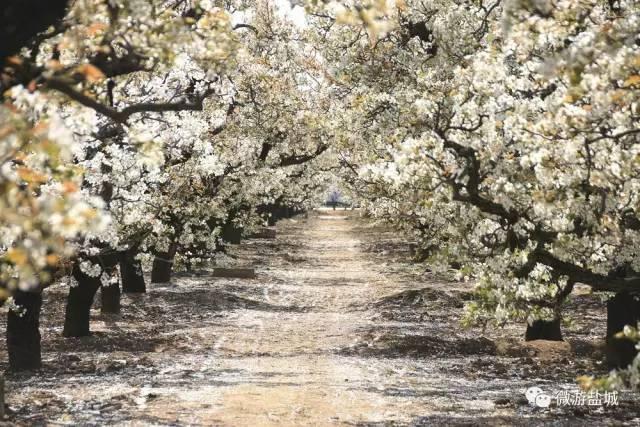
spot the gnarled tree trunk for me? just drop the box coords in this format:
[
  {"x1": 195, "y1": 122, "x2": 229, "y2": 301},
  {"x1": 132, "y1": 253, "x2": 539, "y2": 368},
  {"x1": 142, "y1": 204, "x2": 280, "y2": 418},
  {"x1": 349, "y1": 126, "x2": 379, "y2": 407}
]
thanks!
[
  {"x1": 63, "y1": 263, "x2": 101, "y2": 337},
  {"x1": 120, "y1": 250, "x2": 146, "y2": 293},
  {"x1": 525, "y1": 318, "x2": 563, "y2": 341},
  {"x1": 606, "y1": 292, "x2": 640, "y2": 369},
  {"x1": 7, "y1": 290, "x2": 43, "y2": 371}
]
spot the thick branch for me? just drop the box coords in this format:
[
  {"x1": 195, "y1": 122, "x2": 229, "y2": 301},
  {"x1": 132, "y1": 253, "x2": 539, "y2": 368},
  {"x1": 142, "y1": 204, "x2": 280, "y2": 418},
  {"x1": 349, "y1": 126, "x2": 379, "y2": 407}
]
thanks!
[
  {"x1": 258, "y1": 143, "x2": 272, "y2": 162},
  {"x1": 278, "y1": 144, "x2": 329, "y2": 167},
  {"x1": 46, "y1": 78, "x2": 215, "y2": 124},
  {"x1": 534, "y1": 250, "x2": 640, "y2": 293},
  {"x1": 233, "y1": 23, "x2": 258, "y2": 34}
]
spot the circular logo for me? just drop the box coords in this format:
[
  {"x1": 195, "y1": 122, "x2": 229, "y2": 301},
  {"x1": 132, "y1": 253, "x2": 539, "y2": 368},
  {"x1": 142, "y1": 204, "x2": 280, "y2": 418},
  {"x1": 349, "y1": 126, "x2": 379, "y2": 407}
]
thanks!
[
  {"x1": 535, "y1": 393, "x2": 552, "y2": 408},
  {"x1": 525, "y1": 387, "x2": 551, "y2": 408}
]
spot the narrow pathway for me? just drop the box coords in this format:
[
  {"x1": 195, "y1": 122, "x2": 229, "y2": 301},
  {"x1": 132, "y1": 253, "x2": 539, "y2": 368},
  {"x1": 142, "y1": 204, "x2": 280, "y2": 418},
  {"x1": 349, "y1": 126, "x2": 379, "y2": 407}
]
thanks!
[{"x1": 196, "y1": 210, "x2": 416, "y2": 425}]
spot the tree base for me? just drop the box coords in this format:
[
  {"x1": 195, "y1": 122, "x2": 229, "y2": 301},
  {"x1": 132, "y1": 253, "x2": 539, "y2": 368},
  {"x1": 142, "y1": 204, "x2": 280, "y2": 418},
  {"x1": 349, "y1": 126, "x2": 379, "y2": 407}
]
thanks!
[
  {"x1": 101, "y1": 283, "x2": 121, "y2": 314},
  {"x1": 7, "y1": 291, "x2": 42, "y2": 371},
  {"x1": 221, "y1": 224, "x2": 243, "y2": 244},
  {"x1": 63, "y1": 264, "x2": 101, "y2": 337},
  {"x1": 525, "y1": 319, "x2": 563, "y2": 341},
  {"x1": 151, "y1": 252, "x2": 174, "y2": 283},
  {"x1": 606, "y1": 292, "x2": 640, "y2": 369},
  {"x1": 120, "y1": 252, "x2": 146, "y2": 293}
]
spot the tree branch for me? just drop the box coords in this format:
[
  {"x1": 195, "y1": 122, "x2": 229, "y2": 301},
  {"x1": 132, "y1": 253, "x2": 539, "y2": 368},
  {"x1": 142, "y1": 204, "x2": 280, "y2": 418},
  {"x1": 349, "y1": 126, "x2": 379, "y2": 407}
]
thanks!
[
  {"x1": 278, "y1": 144, "x2": 329, "y2": 167},
  {"x1": 45, "y1": 78, "x2": 215, "y2": 124},
  {"x1": 232, "y1": 23, "x2": 258, "y2": 34},
  {"x1": 534, "y1": 250, "x2": 640, "y2": 293}
]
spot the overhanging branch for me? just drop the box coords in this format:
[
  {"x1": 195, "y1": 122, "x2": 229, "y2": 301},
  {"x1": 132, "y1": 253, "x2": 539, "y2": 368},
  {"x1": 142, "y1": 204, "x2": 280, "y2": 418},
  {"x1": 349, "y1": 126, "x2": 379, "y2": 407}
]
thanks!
[
  {"x1": 534, "y1": 250, "x2": 640, "y2": 293},
  {"x1": 45, "y1": 78, "x2": 216, "y2": 124},
  {"x1": 278, "y1": 144, "x2": 329, "y2": 167}
]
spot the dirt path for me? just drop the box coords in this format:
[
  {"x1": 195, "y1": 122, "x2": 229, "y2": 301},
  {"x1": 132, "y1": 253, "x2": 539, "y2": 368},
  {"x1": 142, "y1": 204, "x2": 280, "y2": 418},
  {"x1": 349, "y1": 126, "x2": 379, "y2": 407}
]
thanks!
[
  {"x1": 145, "y1": 210, "x2": 437, "y2": 426},
  {"x1": 2, "y1": 209, "x2": 640, "y2": 425}
]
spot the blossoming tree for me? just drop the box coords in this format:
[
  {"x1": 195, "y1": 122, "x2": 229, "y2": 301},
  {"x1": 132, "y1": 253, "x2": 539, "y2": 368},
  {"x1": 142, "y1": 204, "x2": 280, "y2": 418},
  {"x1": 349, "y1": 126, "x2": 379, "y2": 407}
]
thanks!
[
  {"x1": 1, "y1": 0, "x2": 331, "y2": 370},
  {"x1": 313, "y1": 0, "x2": 640, "y2": 386}
]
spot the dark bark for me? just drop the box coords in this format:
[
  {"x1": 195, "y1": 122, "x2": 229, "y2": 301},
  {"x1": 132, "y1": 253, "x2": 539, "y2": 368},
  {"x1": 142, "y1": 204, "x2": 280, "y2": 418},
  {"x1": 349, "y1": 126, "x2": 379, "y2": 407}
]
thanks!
[
  {"x1": 151, "y1": 244, "x2": 177, "y2": 283},
  {"x1": 257, "y1": 203, "x2": 280, "y2": 225},
  {"x1": 606, "y1": 292, "x2": 640, "y2": 369},
  {"x1": 62, "y1": 264, "x2": 100, "y2": 337},
  {"x1": 404, "y1": 21, "x2": 437, "y2": 55},
  {"x1": 120, "y1": 251, "x2": 146, "y2": 293},
  {"x1": 100, "y1": 281, "x2": 121, "y2": 314},
  {"x1": 7, "y1": 290, "x2": 42, "y2": 371},
  {"x1": 0, "y1": 0, "x2": 68, "y2": 64},
  {"x1": 258, "y1": 142, "x2": 272, "y2": 161},
  {"x1": 525, "y1": 318, "x2": 563, "y2": 341},
  {"x1": 278, "y1": 144, "x2": 328, "y2": 166},
  {"x1": 45, "y1": 78, "x2": 217, "y2": 125},
  {"x1": 265, "y1": 204, "x2": 285, "y2": 225},
  {"x1": 221, "y1": 223, "x2": 243, "y2": 244}
]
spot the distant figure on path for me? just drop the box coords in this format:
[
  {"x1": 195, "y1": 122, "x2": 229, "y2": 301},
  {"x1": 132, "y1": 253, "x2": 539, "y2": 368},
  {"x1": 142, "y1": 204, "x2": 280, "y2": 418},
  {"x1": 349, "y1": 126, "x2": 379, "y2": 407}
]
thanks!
[{"x1": 327, "y1": 189, "x2": 341, "y2": 210}]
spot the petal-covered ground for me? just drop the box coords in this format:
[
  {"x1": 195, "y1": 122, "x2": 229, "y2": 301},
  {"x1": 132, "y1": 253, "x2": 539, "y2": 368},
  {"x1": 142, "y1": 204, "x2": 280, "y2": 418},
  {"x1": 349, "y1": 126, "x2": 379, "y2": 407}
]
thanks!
[{"x1": 1, "y1": 209, "x2": 639, "y2": 425}]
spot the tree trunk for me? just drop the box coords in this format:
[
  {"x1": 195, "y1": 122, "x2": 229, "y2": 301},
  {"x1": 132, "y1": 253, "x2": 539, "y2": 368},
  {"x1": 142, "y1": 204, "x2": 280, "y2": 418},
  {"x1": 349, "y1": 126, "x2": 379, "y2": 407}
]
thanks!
[
  {"x1": 276, "y1": 205, "x2": 285, "y2": 220},
  {"x1": 606, "y1": 292, "x2": 640, "y2": 369},
  {"x1": 151, "y1": 244, "x2": 177, "y2": 283},
  {"x1": 101, "y1": 282, "x2": 121, "y2": 314},
  {"x1": 63, "y1": 264, "x2": 101, "y2": 337},
  {"x1": 7, "y1": 290, "x2": 42, "y2": 371},
  {"x1": 151, "y1": 255, "x2": 172, "y2": 283},
  {"x1": 120, "y1": 251, "x2": 146, "y2": 293},
  {"x1": 0, "y1": 374, "x2": 4, "y2": 418},
  {"x1": 525, "y1": 318, "x2": 563, "y2": 341},
  {"x1": 221, "y1": 223, "x2": 243, "y2": 244}
]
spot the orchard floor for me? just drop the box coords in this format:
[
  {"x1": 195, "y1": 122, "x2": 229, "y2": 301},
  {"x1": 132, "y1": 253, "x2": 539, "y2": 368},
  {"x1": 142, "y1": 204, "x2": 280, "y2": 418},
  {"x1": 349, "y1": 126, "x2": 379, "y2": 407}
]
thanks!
[{"x1": 1, "y1": 209, "x2": 640, "y2": 426}]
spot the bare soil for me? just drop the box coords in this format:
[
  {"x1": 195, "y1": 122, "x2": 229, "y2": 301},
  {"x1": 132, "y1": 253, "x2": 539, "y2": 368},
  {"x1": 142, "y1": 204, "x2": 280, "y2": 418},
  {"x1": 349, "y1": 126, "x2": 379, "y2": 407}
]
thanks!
[{"x1": 1, "y1": 209, "x2": 639, "y2": 426}]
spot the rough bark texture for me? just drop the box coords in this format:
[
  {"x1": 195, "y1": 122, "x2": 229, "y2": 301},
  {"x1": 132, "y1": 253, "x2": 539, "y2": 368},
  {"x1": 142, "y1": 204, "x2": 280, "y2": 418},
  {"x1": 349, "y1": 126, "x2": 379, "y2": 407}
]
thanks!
[
  {"x1": 121, "y1": 251, "x2": 146, "y2": 293},
  {"x1": 63, "y1": 264, "x2": 101, "y2": 337},
  {"x1": 7, "y1": 290, "x2": 43, "y2": 371},
  {"x1": 606, "y1": 292, "x2": 640, "y2": 369},
  {"x1": 0, "y1": 374, "x2": 4, "y2": 418},
  {"x1": 525, "y1": 319, "x2": 563, "y2": 341}
]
